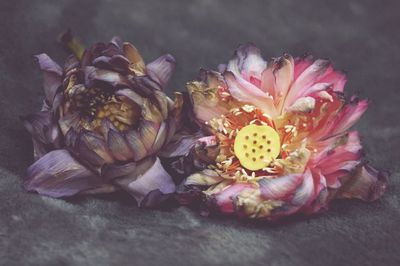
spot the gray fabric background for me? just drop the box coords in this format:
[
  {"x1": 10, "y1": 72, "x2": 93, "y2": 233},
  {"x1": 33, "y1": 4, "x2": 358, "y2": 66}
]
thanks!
[{"x1": 1, "y1": 0, "x2": 399, "y2": 265}]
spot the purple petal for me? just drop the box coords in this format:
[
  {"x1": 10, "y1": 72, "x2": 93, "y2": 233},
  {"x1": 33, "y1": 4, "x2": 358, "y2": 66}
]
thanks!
[
  {"x1": 151, "y1": 122, "x2": 168, "y2": 153},
  {"x1": 114, "y1": 157, "x2": 175, "y2": 207},
  {"x1": 140, "y1": 189, "x2": 175, "y2": 208},
  {"x1": 22, "y1": 111, "x2": 61, "y2": 148},
  {"x1": 34, "y1": 54, "x2": 62, "y2": 104},
  {"x1": 84, "y1": 66, "x2": 128, "y2": 87},
  {"x1": 116, "y1": 88, "x2": 145, "y2": 106},
  {"x1": 125, "y1": 129, "x2": 148, "y2": 161},
  {"x1": 24, "y1": 150, "x2": 103, "y2": 198},
  {"x1": 107, "y1": 129, "x2": 134, "y2": 161},
  {"x1": 101, "y1": 162, "x2": 137, "y2": 180},
  {"x1": 58, "y1": 112, "x2": 80, "y2": 136},
  {"x1": 159, "y1": 132, "x2": 204, "y2": 158},
  {"x1": 77, "y1": 130, "x2": 114, "y2": 166},
  {"x1": 138, "y1": 121, "x2": 159, "y2": 151},
  {"x1": 92, "y1": 55, "x2": 130, "y2": 73},
  {"x1": 146, "y1": 54, "x2": 176, "y2": 89}
]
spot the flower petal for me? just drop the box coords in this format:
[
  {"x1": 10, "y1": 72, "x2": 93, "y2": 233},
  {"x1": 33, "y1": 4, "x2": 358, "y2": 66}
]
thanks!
[
  {"x1": 107, "y1": 129, "x2": 134, "y2": 161},
  {"x1": 258, "y1": 174, "x2": 303, "y2": 200},
  {"x1": 330, "y1": 98, "x2": 368, "y2": 136},
  {"x1": 114, "y1": 157, "x2": 175, "y2": 207},
  {"x1": 224, "y1": 71, "x2": 277, "y2": 117},
  {"x1": 125, "y1": 129, "x2": 148, "y2": 161},
  {"x1": 146, "y1": 54, "x2": 176, "y2": 89},
  {"x1": 101, "y1": 162, "x2": 137, "y2": 180},
  {"x1": 34, "y1": 54, "x2": 62, "y2": 104},
  {"x1": 335, "y1": 164, "x2": 388, "y2": 201},
  {"x1": 213, "y1": 183, "x2": 255, "y2": 213},
  {"x1": 78, "y1": 130, "x2": 114, "y2": 166},
  {"x1": 227, "y1": 43, "x2": 267, "y2": 80},
  {"x1": 185, "y1": 169, "x2": 223, "y2": 186},
  {"x1": 284, "y1": 59, "x2": 331, "y2": 108},
  {"x1": 24, "y1": 149, "x2": 102, "y2": 198}
]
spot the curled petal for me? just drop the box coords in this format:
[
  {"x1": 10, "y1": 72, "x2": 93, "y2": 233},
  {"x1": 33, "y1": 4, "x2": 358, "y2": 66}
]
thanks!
[
  {"x1": 336, "y1": 164, "x2": 388, "y2": 201},
  {"x1": 213, "y1": 183, "x2": 255, "y2": 213},
  {"x1": 122, "y1": 42, "x2": 145, "y2": 73},
  {"x1": 185, "y1": 169, "x2": 223, "y2": 186},
  {"x1": 114, "y1": 157, "x2": 175, "y2": 207},
  {"x1": 116, "y1": 88, "x2": 145, "y2": 106},
  {"x1": 146, "y1": 54, "x2": 176, "y2": 89},
  {"x1": 186, "y1": 77, "x2": 230, "y2": 123},
  {"x1": 92, "y1": 55, "x2": 130, "y2": 73},
  {"x1": 34, "y1": 53, "x2": 62, "y2": 104},
  {"x1": 24, "y1": 150, "x2": 102, "y2": 198},
  {"x1": 84, "y1": 66, "x2": 128, "y2": 87},
  {"x1": 227, "y1": 43, "x2": 267, "y2": 80},
  {"x1": 291, "y1": 169, "x2": 315, "y2": 206}
]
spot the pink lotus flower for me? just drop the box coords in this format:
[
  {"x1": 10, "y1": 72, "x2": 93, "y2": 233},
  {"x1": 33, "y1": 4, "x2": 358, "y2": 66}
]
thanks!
[{"x1": 167, "y1": 44, "x2": 388, "y2": 219}]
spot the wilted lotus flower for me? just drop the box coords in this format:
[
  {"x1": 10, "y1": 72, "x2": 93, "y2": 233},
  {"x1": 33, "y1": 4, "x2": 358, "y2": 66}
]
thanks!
[
  {"x1": 22, "y1": 33, "x2": 182, "y2": 207},
  {"x1": 166, "y1": 44, "x2": 388, "y2": 219}
]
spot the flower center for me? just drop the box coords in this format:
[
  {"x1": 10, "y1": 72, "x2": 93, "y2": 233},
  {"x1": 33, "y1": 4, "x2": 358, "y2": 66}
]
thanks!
[{"x1": 233, "y1": 124, "x2": 281, "y2": 171}]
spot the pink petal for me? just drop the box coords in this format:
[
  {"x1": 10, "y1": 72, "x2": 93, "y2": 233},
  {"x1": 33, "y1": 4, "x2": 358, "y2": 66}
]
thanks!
[
  {"x1": 284, "y1": 59, "x2": 331, "y2": 108},
  {"x1": 224, "y1": 71, "x2": 277, "y2": 117},
  {"x1": 258, "y1": 174, "x2": 303, "y2": 200},
  {"x1": 214, "y1": 183, "x2": 255, "y2": 213},
  {"x1": 330, "y1": 99, "x2": 368, "y2": 136},
  {"x1": 227, "y1": 43, "x2": 267, "y2": 80}
]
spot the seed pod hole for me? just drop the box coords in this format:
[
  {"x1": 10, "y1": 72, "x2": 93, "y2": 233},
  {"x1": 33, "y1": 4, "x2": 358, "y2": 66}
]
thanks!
[
  {"x1": 267, "y1": 140, "x2": 271, "y2": 144},
  {"x1": 253, "y1": 140, "x2": 257, "y2": 144},
  {"x1": 267, "y1": 148, "x2": 271, "y2": 152},
  {"x1": 252, "y1": 157, "x2": 256, "y2": 162},
  {"x1": 243, "y1": 144, "x2": 247, "y2": 149},
  {"x1": 252, "y1": 148, "x2": 256, "y2": 153},
  {"x1": 259, "y1": 145, "x2": 263, "y2": 149}
]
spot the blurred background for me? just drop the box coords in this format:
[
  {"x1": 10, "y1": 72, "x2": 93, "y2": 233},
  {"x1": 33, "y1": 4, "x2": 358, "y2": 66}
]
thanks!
[{"x1": 0, "y1": 0, "x2": 399, "y2": 265}]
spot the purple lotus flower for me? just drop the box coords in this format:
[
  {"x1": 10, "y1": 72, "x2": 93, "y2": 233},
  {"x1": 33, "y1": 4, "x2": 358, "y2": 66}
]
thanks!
[{"x1": 22, "y1": 34, "x2": 182, "y2": 207}]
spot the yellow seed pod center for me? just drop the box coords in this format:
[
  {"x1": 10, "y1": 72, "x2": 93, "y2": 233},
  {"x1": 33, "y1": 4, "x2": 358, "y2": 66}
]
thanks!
[{"x1": 233, "y1": 124, "x2": 281, "y2": 171}]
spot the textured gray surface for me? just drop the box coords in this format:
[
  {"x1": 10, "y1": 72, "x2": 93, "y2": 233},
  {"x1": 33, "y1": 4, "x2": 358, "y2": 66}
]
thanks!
[{"x1": 1, "y1": 0, "x2": 399, "y2": 265}]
